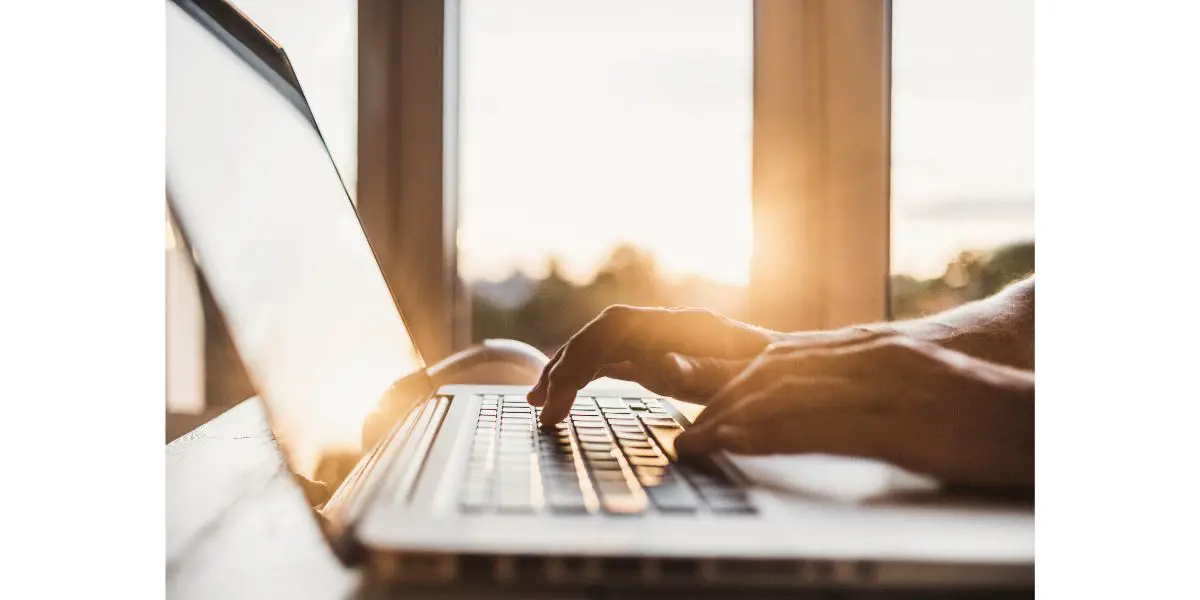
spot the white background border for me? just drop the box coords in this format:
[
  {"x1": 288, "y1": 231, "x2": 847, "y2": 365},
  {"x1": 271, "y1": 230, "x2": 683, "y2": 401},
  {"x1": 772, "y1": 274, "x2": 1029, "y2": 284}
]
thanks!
[
  {"x1": 1, "y1": 1, "x2": 164, "y2": 596},
  {"x1": 2, "y1": 0, "x2": 1199, "y2": 596}
]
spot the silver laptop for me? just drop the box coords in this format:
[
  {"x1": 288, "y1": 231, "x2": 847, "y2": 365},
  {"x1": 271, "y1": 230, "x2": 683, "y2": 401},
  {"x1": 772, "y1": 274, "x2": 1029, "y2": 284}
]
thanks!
[{"x1": 166, "y1": 0, "x2": 1033, "y2": 594}]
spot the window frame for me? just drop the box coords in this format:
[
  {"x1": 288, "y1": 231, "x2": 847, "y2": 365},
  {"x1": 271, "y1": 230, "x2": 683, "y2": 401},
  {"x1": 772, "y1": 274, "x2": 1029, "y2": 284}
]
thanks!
[
  {"x1": 357, "y1": 0, "x2": 463, "y2": 361},
  {"x1": 749, "y1": 0, "x2": 892, "y2": 332}
]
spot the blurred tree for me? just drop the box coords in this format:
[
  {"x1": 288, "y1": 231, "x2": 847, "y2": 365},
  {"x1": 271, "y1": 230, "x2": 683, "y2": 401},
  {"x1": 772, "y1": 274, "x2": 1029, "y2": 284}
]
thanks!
[
  {"x1": 975, "y1": 241, "x2": 1035, "y2": 298},
  {"x1": 588, "y1": 243, "x2": 665, "y2": 313},
  {"x1": 471, "y1": 240, "x2": 1034, "y2": 352},
  {"x1": 470, "y1": 291, "x2": 514, "y2": 341},
  {"x1": 513, "y1": 258, "x2": 588, "y2": 352}
]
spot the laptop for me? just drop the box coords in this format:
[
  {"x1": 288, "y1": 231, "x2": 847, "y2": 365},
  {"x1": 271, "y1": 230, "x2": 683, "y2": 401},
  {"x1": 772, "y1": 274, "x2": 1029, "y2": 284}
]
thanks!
[{"x1": 165, "y1": 0, "x2": 1033, "y2": 594}]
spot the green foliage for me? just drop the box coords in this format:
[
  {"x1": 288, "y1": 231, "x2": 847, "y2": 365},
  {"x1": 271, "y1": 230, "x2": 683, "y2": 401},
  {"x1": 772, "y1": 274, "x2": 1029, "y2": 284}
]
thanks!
[{"x1": 890, "y1": 240, "x2": 1034, "y2": 319}]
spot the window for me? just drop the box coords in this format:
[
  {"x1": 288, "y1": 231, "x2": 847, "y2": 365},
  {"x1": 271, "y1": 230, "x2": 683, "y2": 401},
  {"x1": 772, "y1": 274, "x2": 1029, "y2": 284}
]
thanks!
[
  {"x1": 890, "y1": 0, "x2": 1034, "y2": 319},
  {"x1": 458, "y1": 0, "x2": 754, "y2": 354}
]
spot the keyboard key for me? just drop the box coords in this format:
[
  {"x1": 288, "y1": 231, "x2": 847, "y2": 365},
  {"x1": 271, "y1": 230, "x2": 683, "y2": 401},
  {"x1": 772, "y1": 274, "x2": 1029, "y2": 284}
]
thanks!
[
  {"x1": 597, "y1": 398, "x2": 626, "y2": 409},
  {"x1": 498, "y1": 496, "x2": 535, "y2": 513},
  {"x1": 595, "y1": 478, "x2": 632, "y2": 494},
  {"x1": 547, "y1": 450, "x2": 573, "y2": 461},
  {"x1": 645, "y1": 424, "x2": 684, "y2": 461},
  {"x1": 639, "y1": 416, "x2": 679, "y2": 427},
  {"x1": 618, "y1": 440, "x2": 653, "y2": 450},
  {"x1": 591, "y1": 469, "x2": 626, "y2": 482},
  {"x1": 540, "y1": 456, "x2": 574, "y2": 468},
  {"x1": 613, "y1": 430, "x2": 648, "y2": 442},
  {"x1": 579, "y1": 441, "x2": 614, "y2": 452},
  {"x1": 546, "y1": 490, "x2": 588, "y2": 513},
  {"x1": 460, "y1": 496, "x2": 491, "y2": 512},
  {"x1": 599, "y1": 492, "x2": 647, "y2": 515},
  {"x1": 634, "y1": 465, "x2": 667, "y2": 478},
  {"x1": 622, "y1": 447, "x2": 662, "y2": 459},
  {"x1": 637, "y1": 473, "x2": 666, "y2": 487},
  {"x1": 646, "y1": 484, "x2": 700, "y2": 513},
  {"x1": 571, "y1": 415, "x2": 604, "y2": 424},
  {"x1": 539, "y1": 451, "x2": 573, "y2": 463},
  {"x1": 678, "y1": 465, "x2": 735, "y2": 487},
  {"x1": 703, "y1": 493, "x2": 755, "y2": 514},
  {"x1": 586, "y1": 455, "x2": 621, "y2": 468},
  {"x1": 606, "y1": 417, "x2": 639, "y2": 426},
  {"x1": 576, "y1": 433, "x2": 611, "y2": 444},
  {"x1": 627, "y1": 455, "x2": 669, "y2": 467}
]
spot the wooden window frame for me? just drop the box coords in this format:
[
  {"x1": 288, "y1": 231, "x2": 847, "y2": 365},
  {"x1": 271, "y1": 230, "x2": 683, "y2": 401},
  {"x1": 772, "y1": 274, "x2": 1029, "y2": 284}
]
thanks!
[
  {"x1": 750, "y1": 0, "x2": 891, "y2": 331},
  {"x1": 357, "y1": 0, "x2": 463, "y2": 362}
]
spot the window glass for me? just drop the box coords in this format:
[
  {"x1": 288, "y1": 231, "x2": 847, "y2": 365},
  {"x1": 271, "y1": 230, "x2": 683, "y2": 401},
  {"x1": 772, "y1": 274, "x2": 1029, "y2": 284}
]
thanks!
[
  {"x1": 891, "y1": 0, "x2": 1034, "y2": 318},
  {"x1": 459, "y1": 0, "x2": 754, "y2": 353}
]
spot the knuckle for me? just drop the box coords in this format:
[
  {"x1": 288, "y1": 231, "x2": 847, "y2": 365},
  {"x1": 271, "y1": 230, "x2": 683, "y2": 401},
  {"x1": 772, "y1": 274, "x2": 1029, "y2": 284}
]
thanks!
[
  {"x1": 597, "y1": 304, "x2": 641, "y2": 331},
  {"x1": 601, "y1": 304, "x2": 634, "y2": 318},
  {"x1": 762, "y1": 341, "x2": 793, "y2": 358}
]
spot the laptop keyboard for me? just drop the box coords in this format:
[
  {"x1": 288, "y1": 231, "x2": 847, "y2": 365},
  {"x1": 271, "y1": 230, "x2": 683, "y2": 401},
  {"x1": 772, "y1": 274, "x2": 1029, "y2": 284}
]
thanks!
[{"x1": 459, "y1": 395, "x2": 755, "y2": 516}]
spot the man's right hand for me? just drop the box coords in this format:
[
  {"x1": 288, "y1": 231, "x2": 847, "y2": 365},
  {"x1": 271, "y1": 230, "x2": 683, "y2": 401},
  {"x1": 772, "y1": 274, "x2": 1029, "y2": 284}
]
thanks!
[
  {"x1": 526, "y1": 306, "x2": 780, "y2": 425},
  {"x1": 526, "y1": 305, "x2": 894, "y2": 426}
]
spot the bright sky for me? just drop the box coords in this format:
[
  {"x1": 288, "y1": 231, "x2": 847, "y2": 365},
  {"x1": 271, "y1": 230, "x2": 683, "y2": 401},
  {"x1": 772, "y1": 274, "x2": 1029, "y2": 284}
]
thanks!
[{"x1": 230, "y1": 0, "x2": 1033, "y2": 284}]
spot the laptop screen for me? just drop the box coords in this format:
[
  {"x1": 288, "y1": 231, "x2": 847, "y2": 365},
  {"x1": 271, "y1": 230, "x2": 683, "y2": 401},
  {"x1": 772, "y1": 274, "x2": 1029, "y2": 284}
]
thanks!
[{"x1": 166, "y1": 1, "x2": 425, "y2": 481}]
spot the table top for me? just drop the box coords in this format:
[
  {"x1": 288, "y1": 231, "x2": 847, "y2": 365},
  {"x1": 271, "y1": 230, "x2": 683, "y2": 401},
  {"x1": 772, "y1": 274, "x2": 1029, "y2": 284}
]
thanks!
[{"x1": 167, "y1": 398, "x2": 360, "y2": 599}]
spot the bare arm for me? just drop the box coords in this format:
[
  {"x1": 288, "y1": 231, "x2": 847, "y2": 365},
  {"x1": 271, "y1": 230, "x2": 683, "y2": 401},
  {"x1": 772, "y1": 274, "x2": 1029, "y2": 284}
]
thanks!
[
  {"x1": 815, "y1": 276, "x2": 1035, "y2": 371},
  {"x1": 529, "y1": 277, "x2": 1035, "y2": 423}
]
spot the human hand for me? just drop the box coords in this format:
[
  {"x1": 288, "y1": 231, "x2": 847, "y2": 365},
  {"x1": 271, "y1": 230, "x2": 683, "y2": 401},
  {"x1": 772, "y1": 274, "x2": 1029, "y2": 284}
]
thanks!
[
  {"x1": 675, "y1": 334, "x2": 1035, "y2": 489},
  {"x1": 526, "y1": 306, "x2": 781, "y2": 425}
]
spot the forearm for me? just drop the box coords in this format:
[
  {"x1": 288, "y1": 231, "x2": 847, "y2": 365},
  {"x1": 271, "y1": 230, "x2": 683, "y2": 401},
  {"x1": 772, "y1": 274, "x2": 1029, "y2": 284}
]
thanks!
[{"x1": 811, "y1": 277, "x2": 1035, "y2": 370}]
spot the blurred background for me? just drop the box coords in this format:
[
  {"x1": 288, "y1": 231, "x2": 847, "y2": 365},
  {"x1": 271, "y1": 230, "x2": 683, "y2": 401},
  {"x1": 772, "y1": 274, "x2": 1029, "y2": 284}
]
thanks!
[{"x1": 166, "y1": 0, "x2": 1032, "y2": 440}]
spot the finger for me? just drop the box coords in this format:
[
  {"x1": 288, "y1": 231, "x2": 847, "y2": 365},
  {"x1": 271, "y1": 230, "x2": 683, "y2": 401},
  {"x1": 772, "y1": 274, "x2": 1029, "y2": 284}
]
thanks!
[
  {"x1": 595, "y1": 360, "x2": 640, "y2": 382},
  {"x1": 678, "y1": 377, "x2": 867, "y2": 455},
  {"x1": 527, "y1": 343, "x2": 567, "y2": 407},
  {"x1": 660, "y1": 354, "x2": 750, "y2": 402},
  {"x1": 540, "y1": 306, "x2": 772, "y2": 425},
  {"x1": 684, "y1": 402, "x2": 893, "y2": 461},
  {"x1": 695, "y1": 333, "x2": 896, "y2": 426},
  {"x1": 597, "y1": 354, "x2": 750, "y2": 402}
]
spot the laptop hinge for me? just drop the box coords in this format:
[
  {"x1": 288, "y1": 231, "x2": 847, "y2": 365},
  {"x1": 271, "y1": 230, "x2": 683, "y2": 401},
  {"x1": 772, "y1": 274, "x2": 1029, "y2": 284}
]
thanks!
[{"x1": 319, "y1": 371, "x2": 438, "y2": 564}]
